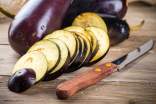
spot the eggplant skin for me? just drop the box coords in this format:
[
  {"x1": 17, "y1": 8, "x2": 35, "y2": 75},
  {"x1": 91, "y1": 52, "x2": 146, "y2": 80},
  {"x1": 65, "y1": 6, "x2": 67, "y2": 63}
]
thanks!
[
  {"x1": 43, "y1": 53, "x2": 70, "y2": 81},
  {"x1": 90, "y1": 0, "x2": 127, "y2": 19},
  {"x1": 8, "y1": 0, "x2": 71, "y2": 55},
  {"x1": 8, "y1": 68, "x2": 36, "y2": 93},
  {"x1": 63, "y1": 0, "x2": 127, "y2": 27},
  {"x1": 104, "y1": 17, "x2": 130, "y2": 46},
  {"x1": 87, "y1": 48, "x2": 109, "y2": 66}
]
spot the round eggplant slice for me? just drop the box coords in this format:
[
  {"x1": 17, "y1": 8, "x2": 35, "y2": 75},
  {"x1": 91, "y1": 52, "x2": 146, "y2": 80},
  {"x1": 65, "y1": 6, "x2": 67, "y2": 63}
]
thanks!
[
  {"x1": 12, "y1": 51, "x2": 48, "y2": 82},
  {"x1": 44, "y1": 30, "x2": 77, "y2": 62},
  {"x1": 44, "y1": 39, "x2": 70, "y2": 80},
  {"x1": 86, "y1": 29, "x2": 99, "y2": 60},
  {"x1": 65, "y1": 26, "x2": 99, "y2": 60},
  {"x1": 64, "y1": 26, "x2": 92, "y2": 65},
  {"x1": 27, "y1": 40, "x2": 60, "y2": 72},
  {"x1": 77, "y1": 33, "x2": 91, "y2": 65},
  {"x1": 64, "y1": 26, "x2": 92, "y2": 43},
  {"x1": 68, "y1": 37, "x2": 80, "y2": 66},
  {"x1": 72, "y1": 12, "x2": 108, "y2": 33},
  {"x1": 86, "y1": 27, "x2": 110, "y2": 64},
  {"x1": 65, "y1": 36, "x2": 84, "y2": 73},
  {"x1": 75, "y1": 36, "x2": 86, "y2": 65}
]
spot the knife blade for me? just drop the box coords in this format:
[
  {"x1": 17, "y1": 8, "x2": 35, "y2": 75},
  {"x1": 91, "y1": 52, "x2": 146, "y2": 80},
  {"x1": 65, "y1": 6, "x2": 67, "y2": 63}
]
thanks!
[
  {"x1": 113, "y1": 39, "x2": 154, "y2": 71},
  {"x1": 56, "y1": 40, "x2": 154, "y2": 100}
]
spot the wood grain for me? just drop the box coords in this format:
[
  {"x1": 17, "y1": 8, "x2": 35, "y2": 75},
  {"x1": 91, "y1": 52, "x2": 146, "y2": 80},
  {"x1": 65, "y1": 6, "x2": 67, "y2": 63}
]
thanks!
[
  {"x1": 0, "y1": 21, "x2": 10, "y2": 44},
  {"x1": 0, "y1": 76, "x2": 156, "y2": 104},
  {"x1": 0, "y1": 3, "x2": 156, "y2": 104}
]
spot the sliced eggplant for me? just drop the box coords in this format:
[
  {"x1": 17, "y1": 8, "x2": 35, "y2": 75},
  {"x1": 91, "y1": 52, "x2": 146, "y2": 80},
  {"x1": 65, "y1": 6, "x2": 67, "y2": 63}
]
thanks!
[
  {"x1": 64, "y1": 26, "x2": 92, "y2": 65},
  {"x1": 72, "y1": 12, "x2": 108, "y2": 33},
  {"x1": 78, "y1": 35, "x2": 92, "y2": 65},
  {"x1": 27, "y1": 40, "x2": 60, "y2": 72},
  {"x1": 65, "y1": 26, "x2": 99, "y2": 60},
  {"x1": 65, "y1": 36, "x2": 85, "y2": 73},
  {"x1": 85, "y1": 29, "x2": 99, "y2": 60},
  {"x1": 12, "y1": 51, "x2": 48, "y2": 82},
  {"x1": 86, "y1": 27, "x2": 110, "y2": 64},
  {"x1": 78, "y1": 34, "x2": 92, "y2": 65},
  {"x1": 64, "y1": 26, "x2": 91, "y2": 42},
  {"x1": 44, "y1": 39, "x2": 70, "y2": 80},
  {"x1": 68, "y1": 37, "x2": 80, "y2": 66},
  {"x1": 44, "y1": 30, "x2": 77, "y2": 62}
]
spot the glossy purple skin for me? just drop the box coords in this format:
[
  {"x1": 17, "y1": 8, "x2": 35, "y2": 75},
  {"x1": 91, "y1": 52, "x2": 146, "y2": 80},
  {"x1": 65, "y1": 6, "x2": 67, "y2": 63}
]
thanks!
[
  {"x1": 8, "y1": 0, "x2": 71, "y2": 55},
  {"x1": 63, "y1": 0, "x2": 127, "y2": 27},
  {"x1": 91, "y1": 0, "x2": 128, "y2": 18},
  {"x1": 103, "y1": 17, "x2": 130, "y2": 46},
  {"x1": 8, "y1": 68, "x2": 36, "y2": 93}
]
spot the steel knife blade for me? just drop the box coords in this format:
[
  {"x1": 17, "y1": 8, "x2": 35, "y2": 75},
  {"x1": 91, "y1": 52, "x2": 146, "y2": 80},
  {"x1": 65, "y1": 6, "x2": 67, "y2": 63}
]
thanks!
[{"x1": 112, "y1": 39, "x2": 154, "y2": 71}]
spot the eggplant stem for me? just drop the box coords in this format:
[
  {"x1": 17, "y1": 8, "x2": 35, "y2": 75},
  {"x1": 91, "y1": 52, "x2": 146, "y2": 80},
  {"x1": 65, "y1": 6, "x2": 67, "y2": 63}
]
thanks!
[
  {"x1": 0, "y1": 7, "x2": 15, "y2": 19},
  {"x1": 130, "y1": 20, "x2": 145, "y2": 32}
]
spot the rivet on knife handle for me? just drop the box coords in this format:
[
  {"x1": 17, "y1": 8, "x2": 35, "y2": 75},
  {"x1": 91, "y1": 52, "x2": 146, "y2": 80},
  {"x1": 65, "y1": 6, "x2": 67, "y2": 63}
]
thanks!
[{"x1": 56, "y1": 63, "x2": 117, "y2": 100}]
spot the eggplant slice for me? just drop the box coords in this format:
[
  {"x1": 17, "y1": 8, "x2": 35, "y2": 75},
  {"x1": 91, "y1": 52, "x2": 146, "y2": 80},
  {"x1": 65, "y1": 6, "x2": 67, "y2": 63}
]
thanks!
[
  {"x1": 64, "y1": 26, "x2": 92, "y2": 65},
  {"x1": 27, "y1": 40, "x2": 60, "y2": 72},
  {"x1": 68, "y1": 38, "x2": 80, "y2": 66},
  {"x1": 77, "y1": 33, "x2": 92, "y2": 65},
  {"x1": 86, "y1": 27, "x2": 110, "y2": 64},
  {"x1": 44, "y1": 30, "x2": 77, "y2": 62},
  {"x1": 85, "y1": 29, "x2": 99, "y2": 60},
  {"x1": 12, "y1": 51, "x2": 48, "y2": 82},
  {"x1": 72, "y1": 12, "x2": 108, "y2": 33},
  {"x1": 65, "y1": 26, "x2": 99, "y2": 60},
  {"x1": 64, "y1": 26, "x2": 92, "y2": 43},
  {"x1": 64, "y1": 36, "x2": 84, "y2": 73},
  {"x1": 44, "y1": 39, "x2": 70, "y2": 80}
]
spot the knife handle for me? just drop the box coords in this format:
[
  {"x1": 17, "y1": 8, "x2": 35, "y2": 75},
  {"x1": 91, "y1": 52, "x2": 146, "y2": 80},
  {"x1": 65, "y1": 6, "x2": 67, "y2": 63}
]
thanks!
[{"x1": 56, "y1": 62, "x2": 117, "y2": 100}]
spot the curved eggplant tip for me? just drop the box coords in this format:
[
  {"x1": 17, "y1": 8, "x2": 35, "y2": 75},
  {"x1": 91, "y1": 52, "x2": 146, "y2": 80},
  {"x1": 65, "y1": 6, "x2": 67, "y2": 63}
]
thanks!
[{"x1": 8, "y1": 68, "x2": 36, "y2": 93}]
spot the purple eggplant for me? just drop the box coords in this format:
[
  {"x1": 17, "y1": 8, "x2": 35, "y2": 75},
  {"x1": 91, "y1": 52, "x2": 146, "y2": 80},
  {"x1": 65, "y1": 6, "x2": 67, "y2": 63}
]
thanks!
[{"x1": 9, "y1": 0, "x2": 71, "y2": 55}]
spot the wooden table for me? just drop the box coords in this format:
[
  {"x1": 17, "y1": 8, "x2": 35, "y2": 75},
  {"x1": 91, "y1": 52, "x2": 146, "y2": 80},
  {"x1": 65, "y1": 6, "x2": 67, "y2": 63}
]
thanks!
[{"x1": 0, "y1": 2, "x2": 156, "y2": 104}]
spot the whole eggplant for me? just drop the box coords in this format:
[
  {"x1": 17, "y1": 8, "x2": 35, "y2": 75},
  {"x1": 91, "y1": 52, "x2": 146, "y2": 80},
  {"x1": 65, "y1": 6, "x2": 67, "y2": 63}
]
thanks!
[
  {"x1": 104, "y1": 17, "x2": 130, "y2": 46},
  {"x1": 63, "y1": 0, "x2": 127, "y2": 27},
  {"x1": 90, "y1": 0, "x2": 127, "y2": 18},
  {"x1": 8, "y1": 0, "x2": 72, "y2": 55}
]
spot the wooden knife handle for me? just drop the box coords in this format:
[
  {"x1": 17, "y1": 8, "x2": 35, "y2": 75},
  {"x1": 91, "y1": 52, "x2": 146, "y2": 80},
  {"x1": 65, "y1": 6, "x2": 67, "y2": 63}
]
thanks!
[{"x1": 56, "y1": 62, "x2": 117, "y2": 100}]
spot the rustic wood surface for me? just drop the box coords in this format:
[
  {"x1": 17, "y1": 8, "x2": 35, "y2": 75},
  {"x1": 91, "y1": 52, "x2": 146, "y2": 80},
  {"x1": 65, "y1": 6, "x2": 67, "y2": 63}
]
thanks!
[{"x1": 0, "y1": 2, "x2": 156, "y2": 104}]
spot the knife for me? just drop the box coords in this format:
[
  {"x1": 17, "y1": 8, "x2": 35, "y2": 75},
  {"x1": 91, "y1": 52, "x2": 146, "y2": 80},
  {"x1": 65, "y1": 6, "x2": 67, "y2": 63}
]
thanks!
[{"x1": 56, "y1": 40, "x2": 154, "y2": 100}]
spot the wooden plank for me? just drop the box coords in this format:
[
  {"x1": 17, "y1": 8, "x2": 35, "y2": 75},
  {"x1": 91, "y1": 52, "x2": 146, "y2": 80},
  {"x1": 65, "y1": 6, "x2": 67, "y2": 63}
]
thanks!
[
  {"x1": 0, "y1": 76, "x2": 156, "y2": 104},
  {"x1": 0, "y1": 45, "x2": 19, "y2": 75},
  {"x1": 0, "y1": 21, "x2": 10, "y2": 44}
]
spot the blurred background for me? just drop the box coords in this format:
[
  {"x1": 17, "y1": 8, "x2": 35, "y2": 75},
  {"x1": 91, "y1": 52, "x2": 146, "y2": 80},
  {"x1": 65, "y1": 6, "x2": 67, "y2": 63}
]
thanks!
[{"x1": 0, "y1": 0, "x2": 156, "y2": 23}]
